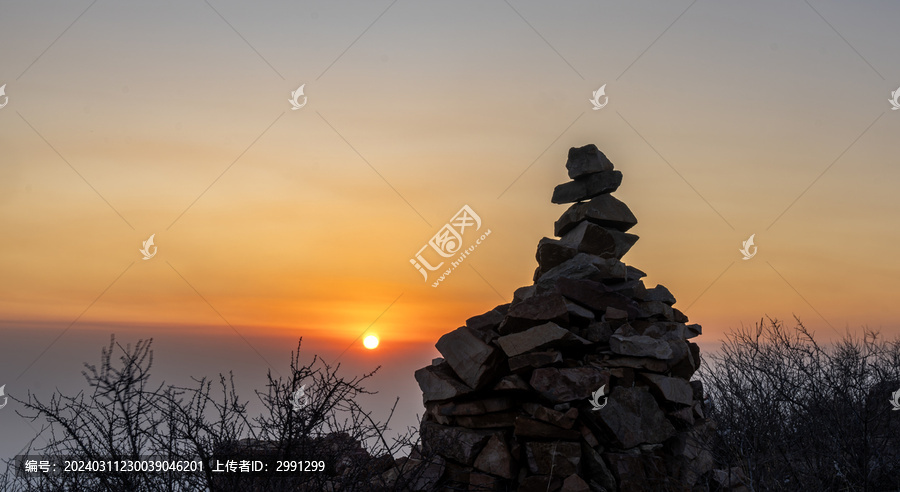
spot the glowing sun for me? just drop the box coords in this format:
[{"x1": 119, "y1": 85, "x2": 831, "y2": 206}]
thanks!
[{"x1": 363, "y1": 335, "x2": 379, "y2": 350}]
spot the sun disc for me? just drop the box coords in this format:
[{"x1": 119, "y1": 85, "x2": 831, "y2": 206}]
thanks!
[{"x1": 363, "y1": 335, "x2": 379, "y2": 349}]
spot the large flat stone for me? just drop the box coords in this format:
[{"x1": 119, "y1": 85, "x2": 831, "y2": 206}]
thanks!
[
  {"x1": 565, "y1": 144, "x2": 614, "y2": 178},
  {"x1": 502, "y1": 288, "x2": 570, "y2": 334},
  {"x1": 508, "y1": 349, "x2": 563, "y2": 372},
  {"x1": 643, "y1": 284, "x2": 676, "y2": 305},
  {"x1": 530, "y1": 366, "x2": 608, "y2": 403},
  {"x1": 472, "y1": 434, "x2": 514, "y2": 479},
  {"x1": 559, "y1": 221, "x2": 638, "y2": 260},
  {"x1": 554, "y1": 277, "x2": 639, "y2": 318},
  {"x1": 609, "y1": 334, "x2": 674, "y2": 360},
  {"x1": 551, "y1": 170, "x2": 623, "y2": 204},
  {"x1": 642, "y1": 373, "x2": 694, "y2": 406},
  {"x1": 555, "y1": 194, "x2": 638, "y2": 237},
  {"x1": 435, "y1": 326, "x2": 504, "y2": 389},
  {"x1": 592, "y1": 386, "x2": 676, "y2": 448},
  {"x1": 535, "y1": 253, "x2": 627, "y2": 285},
  {"x1": 465, "y1": 305, "x2": 508, "y2": 332},
  {"x1": 535, "y1": 237, "x2": 578, "y2": 272},
  {"x1": 415, "y1": 362, "x2": 472, "y2": 403},
  {"x1": 420, "y1": 422, "x2": 497, "y2": 466},
  {"x1": 496, "y1": 322, "x2": 588, "y2": 357}
]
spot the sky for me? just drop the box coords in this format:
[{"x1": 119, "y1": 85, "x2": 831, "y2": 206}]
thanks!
[{"x1": 1, "y1": 0, "x2": 899, "y2": 465}]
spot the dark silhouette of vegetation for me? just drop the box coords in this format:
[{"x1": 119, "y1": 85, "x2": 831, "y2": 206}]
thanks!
[
  {"x1": 701, "y1": 317, "x2": 900, "y2": 491},
  {"x1": 2, "y1": 335, "x2": 434, "y2": 491}
]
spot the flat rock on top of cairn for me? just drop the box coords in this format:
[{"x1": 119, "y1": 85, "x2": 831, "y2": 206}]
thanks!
[{"x1": 413, "y1": 144, "x2": 713, "y2": 492}]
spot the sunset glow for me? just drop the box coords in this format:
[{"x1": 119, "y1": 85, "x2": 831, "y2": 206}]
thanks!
[{"x1": 363, "y1": 335, "x2": 379, "y2": 350}]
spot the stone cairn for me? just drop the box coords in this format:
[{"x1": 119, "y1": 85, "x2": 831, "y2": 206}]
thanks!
[{"x1": 414, "y1": 145, "x2": 716, "y2": 492}]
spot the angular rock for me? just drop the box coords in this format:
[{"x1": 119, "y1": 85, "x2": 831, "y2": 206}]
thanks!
[
  {"x1": 466, "y1": 305, "x2": 508, "y2": 332},
  {"x1": 643, "y1": 284, "x2": 676, "y2": 305},
  {"x1": 565, "y1": 144, "x2": 614, "y2": 178},
  {"x1": 496, "y1": 322, "x2": 588, "y2": 358},
  {"x1": 525, "y1": 441, "x2": 581, "y2": 476},
  {"x1": 514, "y1": 416, "x2": 581, "y2": 440},
  {"x1": 582, "y1": 444, "x2": 617, "y2": 492},
  {"x1": 562, "y1": 473, "x2": 591, "y2": 492},
  {"x1": 603, "y1": 452, "x2": 667, "y2": 492},
  {"x1": 672, "y1": 307, "x2": 689, "y2": 323},
  {"x1": 609, "y1": 334, "x2": 673, "y2": 360},
  {"x1": 530, "y1": 366, "x2": 608, "y2": 403},
  {"x1": 435, "y1": 327, "x2": 504, "y2": 389},
  {"x1": 554, "y1": 278, "x2": 639, "y2": 318},
  {"x1": 551, "y1": 170, "x2": 623, "y2": 204},
  {"x1": 420, "y1": 422, "x2": 496, "y2": 466},
  {"x1": 415, "y1": 362, "x2": 472, "y2": 403},
  {"x1": 508, "y1": 349, "x2": 563, "y2": 372},
  {"x1": 405, "y1": 455, "x2": 445, "y2": 492},
  {"x1": 670, "y1": 342, "x2": 701, "y2": 379},
  {"x1": 565, "y1": 301, "x2": 595, "y2": 325},
  {"x1": 685, "y1": 323, "x2": 702, "y2": 338},
  {"x1": 669, "y1": 407, "x2": 695, "y2": 427},
  {"x1": 555, "y1": 194, "x2": 637, "y2": 236},
  {"x1": 580, "y1": 426, "x2": 599, "y2": 448},
  {"x1": 535, "y1": 237, "x2": 578, "y2": 272},
  {"x1": 473, "y1": 435, "x2": 514, "y2": 480},
  {"x1": 592, "y1": 386, "x2": 676, "y2": 448},
  {"x1": 638, "y1": 300, "x2": 674, "y2": 321},
  {"x1": 625, "y1": 265, "x2": 647, "y2": 281},
  {"x1": 642, "y1": 373, "x2": 694, "y2": 406},
  {"x1": 502, "y1": 288, "x2": 570, "y2": 334},
  {"x1": 667, "y1": 420, "x2": 715, "y2": 486},
  {"x1": 580, "y1": 321, "x2": 613, "y2": 344},
  {"x1": 531, "y1": 405, "x2": 579, "y2": 429},
  {"x1": 559, "y1": 221, "x2": 638, "y2": 260},
  {"x1": 603, "y1": 306, "x2": 628, "y2": 322},
  {"x1": 535, "y1": 253, "x2": 627, "y2": 285}
]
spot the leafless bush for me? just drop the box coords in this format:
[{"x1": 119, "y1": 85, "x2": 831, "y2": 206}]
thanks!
[
  {"x1": 700, "y1": 317, "x2": 900, "y2": 491},
  {"x1": 2, "y1": 335, "x2": 425, "y2": 492}
]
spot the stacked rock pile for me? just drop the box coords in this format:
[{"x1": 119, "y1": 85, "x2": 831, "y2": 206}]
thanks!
[{"x1": 414, "y1": 145, "x2": 718, "y2": 492}]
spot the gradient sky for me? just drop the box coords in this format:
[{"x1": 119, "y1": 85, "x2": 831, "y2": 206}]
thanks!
[{"x1": 2, "y1": 0, "x2": 899, "y2": 463}]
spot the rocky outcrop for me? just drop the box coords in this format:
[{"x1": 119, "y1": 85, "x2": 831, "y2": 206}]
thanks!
[{"x1": 414, "y1": 144, "x2": 714, "y2": 491}]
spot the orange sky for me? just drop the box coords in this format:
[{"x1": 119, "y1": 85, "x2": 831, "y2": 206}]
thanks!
[{"x1": 1, "y1": 0, "x2": 899, "y2": 376}]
